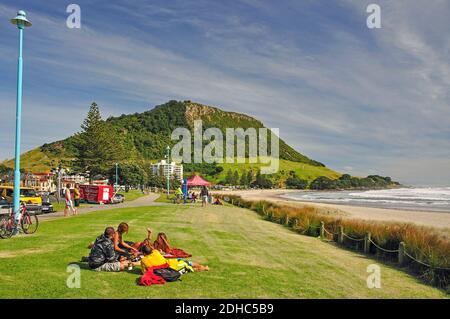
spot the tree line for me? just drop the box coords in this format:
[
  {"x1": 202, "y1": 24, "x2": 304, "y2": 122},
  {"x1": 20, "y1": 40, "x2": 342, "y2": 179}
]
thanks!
[{"x1": 220, "y1": 169, "x2": 398, "y2": 190}]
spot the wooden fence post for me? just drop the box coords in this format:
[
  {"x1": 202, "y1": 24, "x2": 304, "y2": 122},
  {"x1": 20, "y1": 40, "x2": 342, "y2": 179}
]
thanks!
[
  {"x1": 398, "y1": 242, "x2": 406, "y2": 266},
  {"x1": 338, "y1": 225, "x2": 344, "y2": 244},
  {"x1": 320, "y1": 221, "x2": 325, "y2": 239},
  {"x1": 364, "y1": 232, "x2": 371, "y2": 253},
  {"x1": 285, "y1": 215, "x2": 290, "y2": 226}
]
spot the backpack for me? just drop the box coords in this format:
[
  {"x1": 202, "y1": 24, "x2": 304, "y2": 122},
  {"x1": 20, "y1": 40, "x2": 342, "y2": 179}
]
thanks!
[{"x1": 153, "y1": 267, "x2": 181, "y2": 282}]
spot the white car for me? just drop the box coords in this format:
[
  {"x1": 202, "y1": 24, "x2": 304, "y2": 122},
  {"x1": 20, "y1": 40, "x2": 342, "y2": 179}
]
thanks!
[{"x1": 110, "y1": 194, "x2": 125, "y2": 204}]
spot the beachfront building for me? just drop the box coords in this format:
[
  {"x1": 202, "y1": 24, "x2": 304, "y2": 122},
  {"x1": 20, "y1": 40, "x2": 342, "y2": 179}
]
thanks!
[
  {"x1": 62, "y1": 174, "x2": 88, "y2": 189},
  {"x1": 24, "y1": 172, "x2": 57, "y2": 192},
  {"x1": 23, "y1": 172, "x2": 89, "y2": 192},
  {"x1": 151, "y1": 160, "x2": 183, "y2": 181}
]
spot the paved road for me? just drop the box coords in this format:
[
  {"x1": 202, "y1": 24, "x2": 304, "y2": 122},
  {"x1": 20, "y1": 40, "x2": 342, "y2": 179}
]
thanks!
[{"x1": 38, "y1": 192, "x2": 164, "y2": 221}]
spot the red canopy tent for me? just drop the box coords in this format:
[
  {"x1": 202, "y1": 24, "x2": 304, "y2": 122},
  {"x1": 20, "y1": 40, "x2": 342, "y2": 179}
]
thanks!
[{"x1": 186, "y1": 175, "x2": 211, "y2": 186}]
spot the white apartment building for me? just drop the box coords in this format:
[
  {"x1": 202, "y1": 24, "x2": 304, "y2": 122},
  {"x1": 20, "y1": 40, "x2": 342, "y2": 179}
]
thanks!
[{"x1": 151, "y1": 160, "x2": 183, "y2": 181}]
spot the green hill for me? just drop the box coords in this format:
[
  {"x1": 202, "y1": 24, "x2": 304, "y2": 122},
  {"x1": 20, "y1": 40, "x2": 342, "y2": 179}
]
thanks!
[{"x1": 1, "y1": 100, "x2": 338, "y2": 182}]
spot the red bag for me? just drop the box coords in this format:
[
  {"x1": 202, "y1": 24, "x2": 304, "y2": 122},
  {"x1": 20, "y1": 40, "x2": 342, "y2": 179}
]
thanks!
[{"x1": 138, "y1": 263, "x2": 170, "y2": 286}]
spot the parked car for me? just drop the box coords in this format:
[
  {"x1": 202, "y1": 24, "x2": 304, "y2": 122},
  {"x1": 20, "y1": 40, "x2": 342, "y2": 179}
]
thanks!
[
  {"x1": 0, "y1": 186, "x2": 42, "y2": 205},
  {"x1": 41, "y1": 202, "x2": 54, "y2": 214},
  {"x1": 110, "y1": 194, "x2": 125, "y2": 204},
  {"x1": 0, "y1": 196, "x2": 9, "y2": 215}
]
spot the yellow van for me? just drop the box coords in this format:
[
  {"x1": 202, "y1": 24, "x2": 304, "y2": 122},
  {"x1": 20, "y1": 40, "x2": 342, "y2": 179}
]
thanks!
[{"x1": 0, "y1": 186, "x2": 42, "y2": 205}]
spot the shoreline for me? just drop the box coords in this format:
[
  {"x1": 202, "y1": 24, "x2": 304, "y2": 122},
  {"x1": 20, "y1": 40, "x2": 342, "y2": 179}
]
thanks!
[{"x1": 213, "y1": 189, "x2": 450, "y2": 231}]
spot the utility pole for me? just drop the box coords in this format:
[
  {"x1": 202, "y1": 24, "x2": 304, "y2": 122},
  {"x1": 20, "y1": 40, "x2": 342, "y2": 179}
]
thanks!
[
  {"x1": 115, "y1": 163, "x2": 119, "y2": 191},
  {"x1": 166, "y1": 146, "x2": 170, "y2": 198},
  {"x1": 57, "y1": 165, "x2": 62, "y2": 204}
]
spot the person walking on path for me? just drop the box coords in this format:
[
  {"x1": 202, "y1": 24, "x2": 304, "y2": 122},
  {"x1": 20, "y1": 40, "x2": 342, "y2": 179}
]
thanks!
[
  {"x1": 73, "y1": 183, "x2": 81, "y2": 209},
  {"x1": 63, "y1": 183, "x2": 77, "y2": 217},
  {"x1": 200, "y1": 186, "x2": 209, "y2": 207}
]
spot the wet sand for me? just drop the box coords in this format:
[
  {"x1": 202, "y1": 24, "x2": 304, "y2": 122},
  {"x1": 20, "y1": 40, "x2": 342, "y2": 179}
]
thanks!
[{"x1": 213, "y1": 189, "x2": 450, "y2": 231}]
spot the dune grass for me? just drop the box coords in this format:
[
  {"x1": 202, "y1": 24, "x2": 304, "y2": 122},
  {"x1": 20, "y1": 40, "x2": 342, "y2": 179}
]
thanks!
[
  {"x1": 216, "y1": 194, "x2": 450, "y2": 289},
  {"x1": 0, "y1": 204, "x2": 446, "y2": 299}
]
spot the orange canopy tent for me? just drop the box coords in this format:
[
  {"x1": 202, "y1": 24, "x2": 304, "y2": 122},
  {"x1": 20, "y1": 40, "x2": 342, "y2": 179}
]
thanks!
[{"x1": 186, "y1": 175, "x2": 211, "y2": 186}]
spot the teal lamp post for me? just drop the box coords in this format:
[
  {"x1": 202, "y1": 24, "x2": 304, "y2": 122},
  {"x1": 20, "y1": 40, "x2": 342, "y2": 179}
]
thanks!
[{"x1": 11, "y1": 11, "x2": 32, "y2": 222}]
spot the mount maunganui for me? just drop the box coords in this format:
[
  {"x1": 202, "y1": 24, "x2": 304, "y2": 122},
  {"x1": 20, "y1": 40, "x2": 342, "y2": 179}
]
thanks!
[{"x1": 2, "y1": 100, "x2": 341, "y2": 182}]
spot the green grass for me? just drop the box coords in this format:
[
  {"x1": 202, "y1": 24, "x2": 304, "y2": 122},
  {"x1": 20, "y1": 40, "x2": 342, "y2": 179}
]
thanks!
[
  {"x1": 120, "y1": 189, "x2": 146, "y2": 202},
  {"x1": 0, "y1": 204, "x2": 446, "y2": 298},
  {"x1": 212, "y1": 159, "x2": 340, "y2": 184},
  {"x1": 2, "y1": 147, "x2": 73, "y2": 172},
  {"x1": 154, "y1": 193, "x2": 174, "y2": 203}
]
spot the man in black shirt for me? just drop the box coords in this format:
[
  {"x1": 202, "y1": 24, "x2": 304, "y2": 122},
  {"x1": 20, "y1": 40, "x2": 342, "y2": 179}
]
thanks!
[{"x1": 89, "y1": 227, "x2": 126, "y2": 272}]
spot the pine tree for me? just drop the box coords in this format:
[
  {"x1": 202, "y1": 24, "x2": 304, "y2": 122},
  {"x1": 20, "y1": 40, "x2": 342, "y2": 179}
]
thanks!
[
  {"x1": 233, "y1": 171, "x2": 239, "y2": 186},
  {"x1": 240, "y1": 169, "x2": 248, "y2": 186},
  {"x1": 247, "y1": 170, "x2": 253, "y2": 185},
  {"x1": 225, "y1": 169, "x2": 233, "y2": 185},
  {"x1": 73, "y1": 102, "x2": 126, "y2": 178}
]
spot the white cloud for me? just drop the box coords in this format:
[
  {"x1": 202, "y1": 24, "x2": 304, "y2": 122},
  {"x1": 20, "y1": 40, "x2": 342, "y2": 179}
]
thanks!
[{"x1": 0, "y1": 1, "x2": 449, "y2": 185}]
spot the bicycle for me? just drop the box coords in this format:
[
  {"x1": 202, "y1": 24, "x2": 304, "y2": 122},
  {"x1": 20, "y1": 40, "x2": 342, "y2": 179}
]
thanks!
[{"x1": 0, "y1": 202, "x2": 39, "y2": 239}]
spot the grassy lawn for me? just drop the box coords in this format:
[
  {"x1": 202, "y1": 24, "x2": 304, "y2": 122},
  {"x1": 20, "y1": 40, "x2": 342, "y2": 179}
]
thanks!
[
  {"x1": 154, "y1": 193, "x2": 182, "y2": 204},
  {"x1": 215, "y1": 159, "x2": 341, "y2": 183},
  {"x1": 120, "y1": 189, "x2": 146, "y2": 202},
  {"x1": 0, "y1": 204, "x2": 446, "y2": 299}
]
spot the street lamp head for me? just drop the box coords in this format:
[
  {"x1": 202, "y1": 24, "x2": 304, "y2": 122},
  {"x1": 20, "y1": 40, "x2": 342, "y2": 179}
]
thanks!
[{"x1": 11, "y1": 10, "x2": 32, "y2": 28}]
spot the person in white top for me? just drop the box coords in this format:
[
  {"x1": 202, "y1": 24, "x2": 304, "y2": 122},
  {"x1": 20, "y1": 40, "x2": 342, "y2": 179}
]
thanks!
[{"x1": 64, "y1": 183, "x2": 77, "y2": 217}]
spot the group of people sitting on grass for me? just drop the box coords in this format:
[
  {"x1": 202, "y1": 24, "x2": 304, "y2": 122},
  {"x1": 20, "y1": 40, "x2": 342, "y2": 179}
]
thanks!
[{"x1": 86, "y1": 222, "x2": 208, "y2": 285}]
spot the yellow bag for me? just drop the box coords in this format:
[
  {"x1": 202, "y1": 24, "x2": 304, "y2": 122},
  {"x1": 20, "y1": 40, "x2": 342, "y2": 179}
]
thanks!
[{"x1": 168, "y1": 258, "x2": 194, "y2": 272}]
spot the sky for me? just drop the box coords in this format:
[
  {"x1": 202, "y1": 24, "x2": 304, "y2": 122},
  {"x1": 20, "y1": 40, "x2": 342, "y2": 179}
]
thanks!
[{"x1": 0, "y1": 0, "x2": 449, "y2": 186}]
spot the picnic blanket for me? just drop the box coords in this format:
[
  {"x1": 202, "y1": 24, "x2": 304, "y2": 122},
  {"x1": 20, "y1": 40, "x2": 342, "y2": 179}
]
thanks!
[{"x1": 163, "y1": 248, "x2": 192, "y2": 259}]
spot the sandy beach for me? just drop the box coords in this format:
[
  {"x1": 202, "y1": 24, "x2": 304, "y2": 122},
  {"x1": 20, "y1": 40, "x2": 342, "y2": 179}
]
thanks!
[{"x1": 213, "y1": 189, "x2": 450, "y2": 231}]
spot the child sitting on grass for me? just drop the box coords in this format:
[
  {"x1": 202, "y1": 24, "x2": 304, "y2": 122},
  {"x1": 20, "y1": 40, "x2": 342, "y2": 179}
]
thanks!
[{"x1": 140, "y1": 245, "x2": 209, "y2": 274}]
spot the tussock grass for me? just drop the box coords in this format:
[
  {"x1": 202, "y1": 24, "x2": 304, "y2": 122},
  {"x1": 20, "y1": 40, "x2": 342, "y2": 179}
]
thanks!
[{"x1": 217, "y1": 194, "x2": 450, "y2": 290}]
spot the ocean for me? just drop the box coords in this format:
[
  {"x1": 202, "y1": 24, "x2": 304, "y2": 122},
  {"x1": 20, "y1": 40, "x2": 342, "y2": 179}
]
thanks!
[{"x1": 280, "y1": 187, "x2": 450, "y2": 213}]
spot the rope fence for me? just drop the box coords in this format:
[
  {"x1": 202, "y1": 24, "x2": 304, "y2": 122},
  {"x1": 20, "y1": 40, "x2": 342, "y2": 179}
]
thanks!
[
  {"x1": 323, "y1": 227, "x2": 338, "y2": 238},
  {"x1": 343, "y1": 233, "x2": 365, "y2": 242},
  {"x1": 404, "y1": 251, "x2": 450, "y2": 271},
  {"x1": 369, "y1": 239, "x2": 399, "y2": 254},
  {"x1": 222, "y1": 197, "x2": 450, "y2": 275}
]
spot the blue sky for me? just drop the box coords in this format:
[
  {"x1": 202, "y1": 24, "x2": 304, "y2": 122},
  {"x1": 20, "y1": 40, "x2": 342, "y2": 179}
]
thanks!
[{"x1": 0, "y1": 0, "x2": 449, "y2": 186}]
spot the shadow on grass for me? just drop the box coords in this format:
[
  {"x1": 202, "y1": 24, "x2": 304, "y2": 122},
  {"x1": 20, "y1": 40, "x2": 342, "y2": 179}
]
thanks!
[{"x1": 68, "y1": 261, "x2": 91, "y2": 270}]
